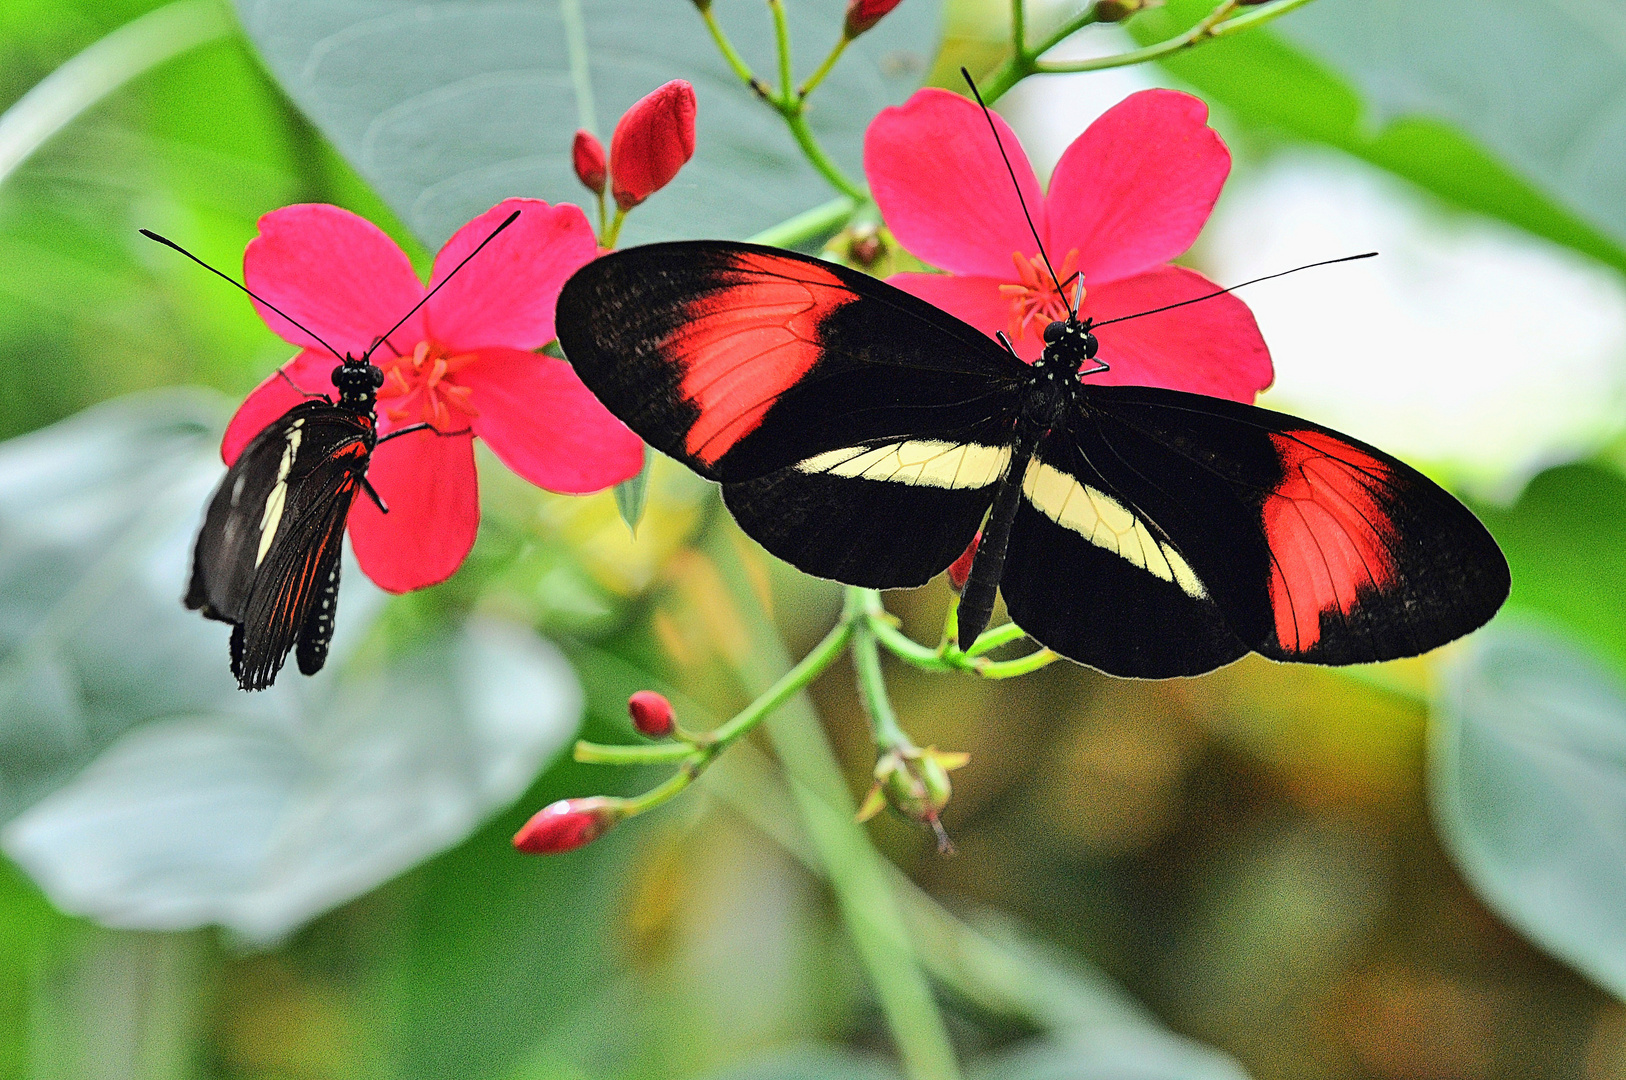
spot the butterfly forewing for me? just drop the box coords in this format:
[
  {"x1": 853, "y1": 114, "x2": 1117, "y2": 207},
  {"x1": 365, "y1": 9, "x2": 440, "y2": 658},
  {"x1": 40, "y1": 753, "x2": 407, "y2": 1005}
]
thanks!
[
  {"x1": 1077, "y1": 386, "x2": 1510, "y2": 666},
  {"x1": 556, "y1": 242, "x2": 1030, "y2": 483},
  {"x1": 187, "y1": 400, "x2": 374, "y2": 690}
]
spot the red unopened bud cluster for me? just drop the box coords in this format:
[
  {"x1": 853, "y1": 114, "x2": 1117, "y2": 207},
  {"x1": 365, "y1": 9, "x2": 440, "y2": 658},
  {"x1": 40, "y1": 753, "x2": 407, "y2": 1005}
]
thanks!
[
  {"x1": 573, "y1": 81, "x2": 698, "y2": 211},
  {"x1": 628, "y1": 690, "x2": 675, "y2": 737},
  {"x1": 513, "y1": 796, "x2": 626, "y2": 855},
  {"x1": 844, "y1": 0, "x2": 906, "y2": 37}
]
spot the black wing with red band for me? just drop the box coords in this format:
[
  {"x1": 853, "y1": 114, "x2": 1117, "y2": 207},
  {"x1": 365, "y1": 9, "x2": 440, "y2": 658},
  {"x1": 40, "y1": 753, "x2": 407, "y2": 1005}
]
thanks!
[
  {"x1": 557, "y1": 241, "x2": 1508, "y2": 677},
  {"x1": 186, "y1": 400, "x2": 374, "y2": 690}
]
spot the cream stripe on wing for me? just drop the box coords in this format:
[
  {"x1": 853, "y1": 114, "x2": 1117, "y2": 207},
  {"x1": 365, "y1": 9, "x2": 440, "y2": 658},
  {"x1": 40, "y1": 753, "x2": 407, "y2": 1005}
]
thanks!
[
  {"x1": 1021, "y1": 460, "x2": 1207, "y2": 599},
  {"x1": 797, "y1": 440, "x2": 1010, "y2": 490}
]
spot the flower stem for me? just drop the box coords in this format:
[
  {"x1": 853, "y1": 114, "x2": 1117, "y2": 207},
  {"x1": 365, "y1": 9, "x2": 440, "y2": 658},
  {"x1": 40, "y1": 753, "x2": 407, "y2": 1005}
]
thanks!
[
  {"x1": 575, "y1": 615, "x2": 855, "y2": 767},
  {"x1": 600, "y1": 206, "x2": 627, "y2": 248},
  {"x1": 1010, "y1": 0, "x2": 1027, "y2": 57},
  {"x1": 852, "y1": 612, "x2": 913, "y2": 754},
  {"x1": 714, "y1": 543, "x2": 961, "y2": 1080},
  {"x1": 1034, "y1": 0, "x2": 1317, "y2": 76},
  {"x1": 797, "y1": 35, "x2": 849, "y2": 99},
  {"x1": 748, "y1": 196, "x2": 859, "y2": 247},
  {"x1": 768, "y1": 0, "x2": 795, "y2": 101},
  {"x1": 702, "y1": 5, "x2": 772, "y2": 99},
  {"x1": 781, "y1": 109, "x2": 868, "y2": 201}
]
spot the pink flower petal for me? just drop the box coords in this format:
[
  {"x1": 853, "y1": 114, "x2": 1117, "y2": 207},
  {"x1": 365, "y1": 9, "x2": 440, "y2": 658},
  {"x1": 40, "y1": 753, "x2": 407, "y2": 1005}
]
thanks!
[
  {"x1": 220, "y1": 349, "x2": 334, "y2": 464},
  {"x1": 426, "y1": 199, "x2": 598, "y2": 352},
  {"x1": 243, "y1": 204, "x2": 426, "y2": 359},
  {"x1": 886, "y1": 272, "x2": 1045, "y2": 358},
  {"x1": 866, "y1": 88, "x2": 1047, "y2": 279},
  {"x1": 1083, "y1": 266, "x2": 1272, "y2": 402},
  {"x1": 460, "y1": 347, "x2": 644, "y2": 493},
  {"x1": 347, "y1": 429, "x2": 479, "y2": 593},
  {"x1": 1045, "y1": 90, "x2": 1230, "y2": 286}
]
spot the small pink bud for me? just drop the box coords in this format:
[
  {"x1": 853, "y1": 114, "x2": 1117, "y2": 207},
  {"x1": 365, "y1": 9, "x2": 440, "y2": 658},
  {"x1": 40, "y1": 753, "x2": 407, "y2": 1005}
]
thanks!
[
  {"x1": 628, "y1": 690, "x2": 675, "y2": 737},
  {"x1": 513, "y1": 797, "x2": 625, "y2": 854},
  {"x1": 947, "y1": 531, "x2": 980, "y2": 592},
  {"x1": 844, "y1": 0, "x2": 905, "y2": 38},
  {"x1": 609, "y1": 81, "x2": 697, "y2": 211},
  {"x1": 572, "y1": 129, "x2": 607, "y2": 195}
]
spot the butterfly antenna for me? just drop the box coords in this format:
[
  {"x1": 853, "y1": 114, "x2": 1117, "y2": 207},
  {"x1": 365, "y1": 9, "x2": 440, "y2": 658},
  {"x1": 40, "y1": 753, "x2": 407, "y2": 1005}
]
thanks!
[
  {"x1": 362, "y1": 208, "x2": 521, "y2": 363},
  {"x1": 140, "y1": 229, "x2": 346, "y2": 363},
  {"x1": 960, "y1": 68, "x2": 1071, "y2": 319},
  {"x1": 1092, "y1": 252, "x2": 1379, "y2": 328}
]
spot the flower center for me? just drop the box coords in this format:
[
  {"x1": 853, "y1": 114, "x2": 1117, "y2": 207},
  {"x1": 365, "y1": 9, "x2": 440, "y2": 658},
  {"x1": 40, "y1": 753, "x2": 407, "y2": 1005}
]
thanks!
[
  {"x1": 998, "y1": 248, "x2": 1083, "y2": 343},
  {"x1": 377, "y1": 340, "x2": 480, "y2": 430}
]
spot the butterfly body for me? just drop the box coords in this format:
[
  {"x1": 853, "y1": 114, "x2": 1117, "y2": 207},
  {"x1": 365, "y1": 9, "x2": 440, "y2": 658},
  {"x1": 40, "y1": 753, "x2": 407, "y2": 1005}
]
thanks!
[
  {"x1": 557, "y1": 241, "x2": 1509, "y2": 678},
  {"x1": 186, "y1": 356, "x2": 384, "y2": 691}
]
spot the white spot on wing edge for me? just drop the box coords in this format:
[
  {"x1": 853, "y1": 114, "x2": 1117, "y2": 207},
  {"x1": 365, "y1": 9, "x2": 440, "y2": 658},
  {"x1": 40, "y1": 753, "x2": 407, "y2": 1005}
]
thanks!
[
  {"x1": 1021, "y1": 459, "x2": 1207, "y2": 599},
  {"x1": 796, "y1": 440, "x2": 1011, "y2": 490}
]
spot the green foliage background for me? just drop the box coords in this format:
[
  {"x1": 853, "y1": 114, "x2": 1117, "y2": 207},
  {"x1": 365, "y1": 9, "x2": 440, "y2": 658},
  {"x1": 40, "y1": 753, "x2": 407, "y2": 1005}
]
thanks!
[{"x1": 3, "y1": 0, "x2": 1626, "y2": 1078}]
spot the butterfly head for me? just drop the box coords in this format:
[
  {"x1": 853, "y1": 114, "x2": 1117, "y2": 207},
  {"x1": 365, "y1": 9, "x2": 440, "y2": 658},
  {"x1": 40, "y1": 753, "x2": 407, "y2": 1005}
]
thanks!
[
  {"x1": 332, "y1": 354, "x2": 386, "y2": 408},
  {"x1": 1041, "y1": 318, "x2": 1100, "y2": 374}
]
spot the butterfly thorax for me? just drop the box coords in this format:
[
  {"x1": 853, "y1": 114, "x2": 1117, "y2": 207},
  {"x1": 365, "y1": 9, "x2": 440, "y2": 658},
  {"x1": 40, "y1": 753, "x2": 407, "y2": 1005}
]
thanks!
[
  {"x1": 1021, "y1": 318, "x2": 1100, "y2": 431},
  {"x1": 331, "y1": 354, "x2": 387, "y2": 414}
]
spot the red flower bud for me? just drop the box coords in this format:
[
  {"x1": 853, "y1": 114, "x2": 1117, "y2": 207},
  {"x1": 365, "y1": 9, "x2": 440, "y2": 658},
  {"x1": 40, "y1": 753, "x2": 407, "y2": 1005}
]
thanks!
[
  {"x1": 609, "y1": 81, "x2": 697, "y2": 211},
  {"x1": 628, "y1": 690, "x2": 675, "y2": 737},
  {"x1": 572, "y1": 129, "x2": 607, "y2": 195},
  {"x1": 947, "y1": 531, "x2": 980, "y2": 592},
  {"x1": 844, "y1": 0, "x2": 905, "y2": 38},
  {"x1": 513, "y1": 797, "x2": 625, "y2": 854}
]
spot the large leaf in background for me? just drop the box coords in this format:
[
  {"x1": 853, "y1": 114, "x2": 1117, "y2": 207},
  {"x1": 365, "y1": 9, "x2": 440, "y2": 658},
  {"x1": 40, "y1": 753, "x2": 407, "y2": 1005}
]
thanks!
[
  {"x1": 3, "y1": 617, "x2": 580, "y2": 944},
  {"x1": 1432, "y1": 623, "x2": 1626, "y2": 1000},
  {"x1": 231, "y1": 0, "x2": 942, "y2": 249},
  {"x1": 1129, "y1": 0, "x2": 1626, "y2": 274},
  {"x1": 978, "y1": 1030, "x2": 1250, "y2": 1080},
  {"x1": 0, "y1": 388, "x2": 384, "y2": 820},
  {"x1": 1474, "y1": 462, "x2": 1626, "y2": 672}
]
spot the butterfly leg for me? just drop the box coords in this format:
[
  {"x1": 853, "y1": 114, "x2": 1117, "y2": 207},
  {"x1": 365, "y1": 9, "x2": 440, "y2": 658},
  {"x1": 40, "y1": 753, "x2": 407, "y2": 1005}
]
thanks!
[
  {"x1": 277, "y1": 368, "x2": 331, "y2": 401},
  {"x1": 362, "y1": 478, "x2": 389, "y2": 514},
  {"x1": 376, "y1": 422, "x2": 473, "y2": 445}
]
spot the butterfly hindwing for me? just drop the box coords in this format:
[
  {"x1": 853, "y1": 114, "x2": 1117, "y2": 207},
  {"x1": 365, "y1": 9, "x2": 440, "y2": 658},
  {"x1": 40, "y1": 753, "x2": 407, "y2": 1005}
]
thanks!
[
  {"x1": 723, "y1": 434, "x2": 1015, "y2": 589},
  {"x1": 187, "y1": 400, "x2": 373, "y2": 690},
  {"x1": 556, "y1": 241, "x2": 1030, "y2": 482},
  {"x1": 1077, "y1": 386, "x2": 1511, "y2": 666},
  {"x1": 1000, "y1": 430, "x2": 1251, "y2": 677}
]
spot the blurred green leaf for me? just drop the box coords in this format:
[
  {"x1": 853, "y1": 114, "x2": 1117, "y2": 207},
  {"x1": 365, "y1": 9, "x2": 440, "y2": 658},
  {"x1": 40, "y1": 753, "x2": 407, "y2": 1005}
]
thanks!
[
  {"x1": 1474, "y1": 463, "x2": 1626, "y2": 671},
  {"x1": 976, "y1": 1030, "x2": 1250, "y2": 1080},
  {"x1": 230, "y1": 0, "x2": 943, "y2": 249},
  {"x1": 1131, "y1": 0, "x2": 1626, "y2": 273},
  {"x1": 615, "y1": 447, "x2": 650, "y2": 533},
  {"x1": 700, "y1": 1047, "x2": 902, "y2": 1080},
  {"x1": 1432, "y1": 622, "x2": 1626, "y2": 1000},
  {"x1": 3, "y1": 617, "x2": 581, "y2": 944}
]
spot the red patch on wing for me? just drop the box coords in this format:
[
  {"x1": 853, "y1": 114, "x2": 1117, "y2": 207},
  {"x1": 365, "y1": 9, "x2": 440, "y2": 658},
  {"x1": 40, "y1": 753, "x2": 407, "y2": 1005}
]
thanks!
[
  {"x1": 1264, "y1": 430, "x2": 1398, "y2": 652},
  {"x1": 667, "y1": 252, "x2": 852, "y2": 465}
]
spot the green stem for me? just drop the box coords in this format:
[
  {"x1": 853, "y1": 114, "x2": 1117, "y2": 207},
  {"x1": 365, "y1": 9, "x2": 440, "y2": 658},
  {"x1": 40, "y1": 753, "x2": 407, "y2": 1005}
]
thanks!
[
  {"x1": 575, "y1": 615, "x2": 855, "y2": 766},
  {"x1": 981, "y1": 0, "x2": 1102, "y2": 102},
  {"x1": 797, "y1": 34, "x2": 849, "y2": 99},
  {"x1": 600, "y1": 206, "x2": 627, "y2": 248},
  {"x1": 701, "y1": 6, "x2": 770, "y2": 97},
  {"x1": 747, "y1": 195, "x2": 859, "y2": 247},
  {"x1": 852, "y1": 615, "x2": 913, "y2": 753},
  {"x1": 964, "y1": 621, "x2": 1027, "y2": 657},
  {"x1": 714, "y1": 541, "x2": 961, "y2": 1080},
  {"x1": 1034, "y1": 0, "x2": 1316, "y2": 76},
  {"x1": 975, "y1": 649, "x2": 1058, "y2": 680},
  {"x1": 782, "y1": 109, "x2": 868, "y2": 201},
  {"x1": 769, "y1": 0, "x2": 795, "y2": 101},
  {"x1": 1010, "y1": 0, "x2": 1027, "y2": 57}
]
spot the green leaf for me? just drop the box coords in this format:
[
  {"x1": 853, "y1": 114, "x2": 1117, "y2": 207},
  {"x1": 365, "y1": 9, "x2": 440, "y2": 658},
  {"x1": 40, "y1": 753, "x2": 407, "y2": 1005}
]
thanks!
[
  {"x1": 231, "y1": 0, "x2": 945, "y2": 249},
  {"x1": 1129, "y1": 0, "x2": 1626, "y2": 273},
  {"x1": 2, "y1": 618, "x2": 582, "y2": 944},
  {"x1": 614, "y1": 445, "x2": 650, "y2": 532},
  {"x1": 1432, "y1": 622, "x2": 1626, "y2": 1000},
  {"x1": 976, "y1": 1031, "x2": 1250, "y2": 1080},
  {"x1": 1473, "y1": 462, "x2": 1626, "y2": 671}
]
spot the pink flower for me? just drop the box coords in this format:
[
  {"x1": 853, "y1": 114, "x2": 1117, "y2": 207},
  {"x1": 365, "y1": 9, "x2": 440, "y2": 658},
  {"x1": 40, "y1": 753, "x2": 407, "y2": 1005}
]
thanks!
[
  {"x1": 610, "y1": 81, "x2": 697, "y2": 211},
  {"x1": 864, "y1": 88, "x2": 1272, "y2": 402},
  {"x1": 221, "y1": 198, "x2": 645, "y2": 594},
  {"x1": 845, "y1": 0, "x2": 906, "y2": 37}
]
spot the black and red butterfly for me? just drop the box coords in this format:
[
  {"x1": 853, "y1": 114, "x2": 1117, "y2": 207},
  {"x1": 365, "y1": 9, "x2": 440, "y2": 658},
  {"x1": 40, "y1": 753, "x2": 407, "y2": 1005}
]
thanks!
[
  {"x1": 554, "y1": 240, "x2": 1509, "y2": 678},
  {"x1": 146, "y1": 211, "x2": 518, "y2": 691}
]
